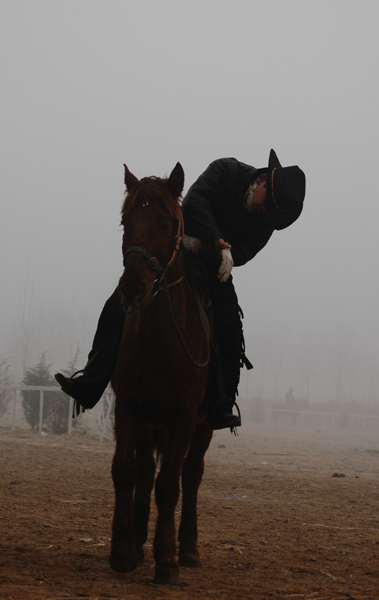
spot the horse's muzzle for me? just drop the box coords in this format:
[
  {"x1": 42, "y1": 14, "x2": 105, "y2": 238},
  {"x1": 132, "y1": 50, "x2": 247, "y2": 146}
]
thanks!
[{"x1": 119, "y1": 279, "x2": 148, "y2": 310}]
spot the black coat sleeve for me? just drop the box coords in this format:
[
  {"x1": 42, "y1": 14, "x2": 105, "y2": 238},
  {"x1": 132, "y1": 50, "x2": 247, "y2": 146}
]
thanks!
[
  {"x1": 182, "y1": 159, "x2": 235, "y2": 241},
  {"x1": 231, "y1": 229, "x2": 273, "y2": 267}
]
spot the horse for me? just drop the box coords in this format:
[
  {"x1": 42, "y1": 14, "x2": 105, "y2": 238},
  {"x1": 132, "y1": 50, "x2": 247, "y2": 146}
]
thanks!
[{"x1": 109, "y1": 162, "x2": 213, "y2": 585}]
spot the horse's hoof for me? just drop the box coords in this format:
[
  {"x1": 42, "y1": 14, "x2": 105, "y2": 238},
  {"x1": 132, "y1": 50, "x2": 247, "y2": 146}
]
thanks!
[
  {"x1": 154, "y1": 566, "x2": 180, "y2": 585},
  {"x1": 178, "y1": 552, "x2": 202, "y2": 567},
  {"x1": 109, "y1": 553, "x2": 138, "y2": 573}
]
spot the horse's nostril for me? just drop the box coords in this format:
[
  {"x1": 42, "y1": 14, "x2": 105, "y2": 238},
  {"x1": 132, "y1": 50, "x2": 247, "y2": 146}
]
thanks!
[
  {"x1": 136, "y1": 281, "x2": 147, "y2": 299},
  {"x1": 123, "y1": 281, "x2": 148, "y2": 308}
]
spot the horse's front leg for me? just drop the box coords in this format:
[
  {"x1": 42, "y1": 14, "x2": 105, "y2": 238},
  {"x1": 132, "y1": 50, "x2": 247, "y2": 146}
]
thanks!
[
  {"x1": 134, "y1": 426, "x2": 156, "y2": 564},
  {"x1": 109, "y1": 400, "x2": 138, "y2": 573},
  {"x1": 153, "y1": 425, "x2": 192, "y2": 585},
  {"x1": 178, "y1": 420, "x2": 213, "y2": 567}
]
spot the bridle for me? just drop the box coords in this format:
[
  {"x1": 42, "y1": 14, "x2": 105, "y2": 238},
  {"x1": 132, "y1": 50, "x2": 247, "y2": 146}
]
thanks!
[{"x1": 122, "y1": 209, "x2": 184, "y2": 303}]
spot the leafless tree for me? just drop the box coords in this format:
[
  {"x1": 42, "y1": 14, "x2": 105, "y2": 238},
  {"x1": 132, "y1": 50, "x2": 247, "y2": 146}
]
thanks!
[
  {"x1": 12, "y1": 269, "x2": 39, "y2": 379},
  {"x1": 327, "y1": 324, "x2": 359, "y2": 403}
]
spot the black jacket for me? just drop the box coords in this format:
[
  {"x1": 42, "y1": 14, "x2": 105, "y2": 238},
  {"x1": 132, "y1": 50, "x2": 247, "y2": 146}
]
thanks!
[{"x1": 182, "y1": 158, "x2": 274, "y2": 267}]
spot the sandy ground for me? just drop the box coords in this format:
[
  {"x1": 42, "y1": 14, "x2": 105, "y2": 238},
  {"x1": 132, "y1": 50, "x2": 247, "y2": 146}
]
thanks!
[{"x1": 1, "y1": 421, "x2": 379, "y2": 600}]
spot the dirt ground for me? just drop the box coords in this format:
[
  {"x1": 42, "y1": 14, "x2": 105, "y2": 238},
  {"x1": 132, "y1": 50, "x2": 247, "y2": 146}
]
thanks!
[{"x1": 1, "y1": 422, "x2": 379, "y2": 600}]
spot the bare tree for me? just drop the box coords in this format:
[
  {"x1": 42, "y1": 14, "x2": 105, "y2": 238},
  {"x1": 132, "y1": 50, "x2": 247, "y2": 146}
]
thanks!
[
  {"x1": 12, "y1": 269, "x2": 39, "y2": 379},
  {"x1": 327, "y1": 324, "x2": 359, "y2": 403},
  {"x1": 264, "y1": 326, "x2": 291, "y2": 401},
  {"x1": 296, "y1": 330, "x2": 318, "y2": 401}
]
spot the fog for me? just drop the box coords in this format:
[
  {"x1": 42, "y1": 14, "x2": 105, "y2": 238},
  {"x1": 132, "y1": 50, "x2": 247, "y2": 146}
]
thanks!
[{"x1": 1, "y1": 1, "x2": 378, "y2": 405}]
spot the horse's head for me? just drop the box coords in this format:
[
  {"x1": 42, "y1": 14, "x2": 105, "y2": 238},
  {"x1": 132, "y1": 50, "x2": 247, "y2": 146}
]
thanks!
[{"x1": 119, "y1": 162, "x2": 185, "y2": 310}]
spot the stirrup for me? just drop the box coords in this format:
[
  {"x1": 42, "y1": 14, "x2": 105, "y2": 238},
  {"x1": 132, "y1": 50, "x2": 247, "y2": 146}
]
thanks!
[
  {"x1": 211, "y1": 398, "x2": 241, "y2": 432},
  {"x1": 70, "y1": 369, "x2": 85, "y2": 380},
  {"x1": 228, "y1": 400, "x2": 241, "y2": 435}
]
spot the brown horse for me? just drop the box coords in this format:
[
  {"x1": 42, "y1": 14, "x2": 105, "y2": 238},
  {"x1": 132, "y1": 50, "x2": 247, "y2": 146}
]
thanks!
[{"x1": 110, "y1": 163, "x2": 213, "y2": 585}]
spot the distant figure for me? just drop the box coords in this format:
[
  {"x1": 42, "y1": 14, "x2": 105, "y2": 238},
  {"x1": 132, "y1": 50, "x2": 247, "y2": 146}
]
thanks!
[{"x1": 285, "y1": 388, "x2": 295, "y2": 404}]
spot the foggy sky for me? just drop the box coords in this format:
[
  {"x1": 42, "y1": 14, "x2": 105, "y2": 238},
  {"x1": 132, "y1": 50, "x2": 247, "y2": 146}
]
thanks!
[{"x1": 1, "y1": 1, "x2": 378, "y2": 402}]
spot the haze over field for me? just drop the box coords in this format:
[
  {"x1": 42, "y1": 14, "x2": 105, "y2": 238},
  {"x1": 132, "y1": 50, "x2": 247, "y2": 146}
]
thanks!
[{"x1": 1, "y1": 1, "x2": 378, "y2": 404}]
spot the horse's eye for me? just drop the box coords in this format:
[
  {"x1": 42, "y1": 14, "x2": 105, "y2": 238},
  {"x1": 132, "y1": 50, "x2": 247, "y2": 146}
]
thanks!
[{"x1": 157, "y1": 217, "x2": 171, "y2": 232}]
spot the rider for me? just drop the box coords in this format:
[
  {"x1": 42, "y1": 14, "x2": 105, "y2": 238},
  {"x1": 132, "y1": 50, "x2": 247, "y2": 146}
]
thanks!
[{"x1": 55, "y1": 149, "x2": 305, "y2": 430}]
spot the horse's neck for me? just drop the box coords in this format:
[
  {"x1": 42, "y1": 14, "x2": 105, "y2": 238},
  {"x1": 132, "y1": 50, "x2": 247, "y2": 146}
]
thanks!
[
  {"x1": 124, "y1": 259, "x2": 207, "y2": 366},
  {"x1": 146, "y1": 257, "x2": 191, "y2": 322}
]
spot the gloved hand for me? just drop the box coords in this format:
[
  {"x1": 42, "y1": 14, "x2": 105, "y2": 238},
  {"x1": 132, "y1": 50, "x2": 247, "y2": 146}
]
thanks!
[
  {"x1": 183, "y1": 234, "x2": 201, "y2": 253},
  {"x1": 214, "y1": 239, "x2": 233, "y2": 282},
  {"x1": 218, "y1": 247, "x2": 233, "y2": 282}
]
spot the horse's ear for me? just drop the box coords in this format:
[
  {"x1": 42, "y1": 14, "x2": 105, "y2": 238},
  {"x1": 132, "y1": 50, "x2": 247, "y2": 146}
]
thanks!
[
  {"x1": 124, "y1": 164, "x2": 139, "y2": 191},
  {"x1": 167, "y1": 162, "x2": 184, "y2": 198}
]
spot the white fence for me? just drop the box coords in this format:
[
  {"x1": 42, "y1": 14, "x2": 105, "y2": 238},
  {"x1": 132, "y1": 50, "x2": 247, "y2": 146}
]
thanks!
[
  {"x1": 0, "y1": 385, "x2": 115, "y2": 442},
  {"x1": 2, "y1": 386, "x2": 379, "y2": 436},
  {"x1": 265, "y1": 408, "x2": 379, "y2": 432}
]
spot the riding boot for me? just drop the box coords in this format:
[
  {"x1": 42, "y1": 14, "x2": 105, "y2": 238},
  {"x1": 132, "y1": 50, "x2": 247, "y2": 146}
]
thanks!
[
  {"x1": 55, "y1": 288, "x2": 125, "y2": 414},
  {"x1": 206, "y1": 352, "x2": 242, "y2": 431},
  {"x1": 209, "y1": 397, "x2": 241, "y2": 430},
  {"x1": 55, "y1": 331, "x2": 121, "y2": 414}
]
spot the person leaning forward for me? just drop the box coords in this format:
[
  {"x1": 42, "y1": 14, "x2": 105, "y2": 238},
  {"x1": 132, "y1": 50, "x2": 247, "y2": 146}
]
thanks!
[{"x1": 55, "y1": 149, "x2": 306, "y2": 430}]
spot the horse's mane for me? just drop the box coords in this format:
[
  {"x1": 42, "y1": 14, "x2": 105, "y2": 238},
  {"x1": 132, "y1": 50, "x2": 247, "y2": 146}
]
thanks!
[{"x1": 121, "y1": 176, "x2": 181, "y2": 220}]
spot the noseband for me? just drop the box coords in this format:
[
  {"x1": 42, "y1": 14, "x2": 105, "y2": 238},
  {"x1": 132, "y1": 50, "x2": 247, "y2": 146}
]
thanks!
[{"x1": 122, "y1": 210, "x2": 184, "y2": 298}]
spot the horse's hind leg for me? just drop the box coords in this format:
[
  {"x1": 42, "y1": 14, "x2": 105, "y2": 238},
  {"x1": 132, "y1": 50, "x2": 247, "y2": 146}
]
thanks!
[
  {"x1": 134, "y1": 426, "x2": 155, "y2": 564},
  {"x1": 178, "y1": 421, "x2": 213, "y2": 567},
  {"x1": 109, "y1": 405, "x2": 138, "y2": 573},
  {"x1": 153, "y1": 426, "x2": 192, "y2": 585}
]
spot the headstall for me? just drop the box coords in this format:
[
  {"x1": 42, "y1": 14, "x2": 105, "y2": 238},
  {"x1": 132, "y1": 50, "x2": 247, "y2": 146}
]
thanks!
[{"x1": 122, "y1": 209, "x2": 184, "y2": 299}]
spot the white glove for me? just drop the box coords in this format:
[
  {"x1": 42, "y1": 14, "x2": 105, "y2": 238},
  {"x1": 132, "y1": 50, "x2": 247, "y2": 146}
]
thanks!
[
  {"x1": 182, "y1": 234, "x2": 201, "y2": 253},
  {"x1": 217, "y1": 247, "x2": 234, "y2": 282}
]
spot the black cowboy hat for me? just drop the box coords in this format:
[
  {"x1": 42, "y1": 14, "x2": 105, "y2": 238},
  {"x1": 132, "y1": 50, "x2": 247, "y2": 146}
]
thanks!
[{"x1": 265, "y1": 149, "x2": 306, "y2": 230}]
